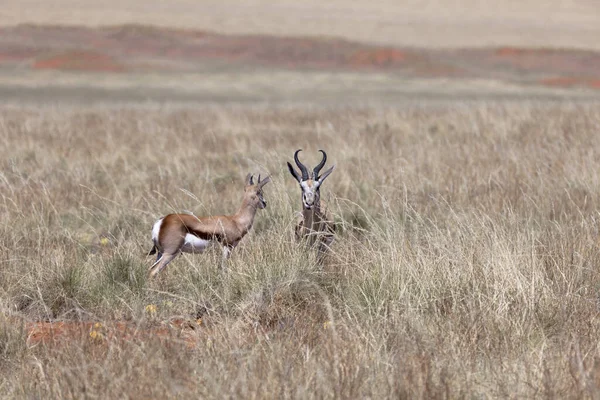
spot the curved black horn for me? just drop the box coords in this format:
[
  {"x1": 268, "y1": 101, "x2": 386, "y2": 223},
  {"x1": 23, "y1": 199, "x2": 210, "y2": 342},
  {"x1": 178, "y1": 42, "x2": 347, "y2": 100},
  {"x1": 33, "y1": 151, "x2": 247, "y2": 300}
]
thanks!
[
  {"x1": 313, "y1": 150, "x2": 327, "y2": 179},
  {"x1": 294, "y1": 149, "x2": 309, "y2": 181}
]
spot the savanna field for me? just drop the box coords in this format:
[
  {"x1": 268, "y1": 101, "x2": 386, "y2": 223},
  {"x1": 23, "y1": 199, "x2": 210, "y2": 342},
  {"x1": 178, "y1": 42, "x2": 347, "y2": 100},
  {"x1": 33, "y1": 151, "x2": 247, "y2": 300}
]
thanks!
[{"x1": 3, "y1": 102, "x2": 600, "y2": 398}]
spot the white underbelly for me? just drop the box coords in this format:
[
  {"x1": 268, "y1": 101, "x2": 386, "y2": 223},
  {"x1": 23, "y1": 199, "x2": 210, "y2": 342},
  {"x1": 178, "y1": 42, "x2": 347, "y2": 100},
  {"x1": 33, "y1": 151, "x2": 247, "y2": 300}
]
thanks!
[{"x1": 181, "y1": 234, "x2": 211, "y2": 253}]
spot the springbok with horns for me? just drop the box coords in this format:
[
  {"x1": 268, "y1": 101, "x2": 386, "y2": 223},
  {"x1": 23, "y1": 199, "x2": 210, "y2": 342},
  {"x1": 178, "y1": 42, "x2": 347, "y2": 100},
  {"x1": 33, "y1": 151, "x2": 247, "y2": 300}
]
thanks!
[
  {"x1": 287, "y1": 149, "x2": 336, "y2": 261},
  {"x1": 148, "y1": 174, "x2": 271, "y2": 277}
]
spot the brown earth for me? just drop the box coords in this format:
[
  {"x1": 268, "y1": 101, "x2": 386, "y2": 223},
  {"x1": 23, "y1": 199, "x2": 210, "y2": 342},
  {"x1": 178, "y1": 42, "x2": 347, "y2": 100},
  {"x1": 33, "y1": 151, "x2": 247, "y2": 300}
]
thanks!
[{"x1": 1, "y1": 24, "x2": 599, "y2": 90}]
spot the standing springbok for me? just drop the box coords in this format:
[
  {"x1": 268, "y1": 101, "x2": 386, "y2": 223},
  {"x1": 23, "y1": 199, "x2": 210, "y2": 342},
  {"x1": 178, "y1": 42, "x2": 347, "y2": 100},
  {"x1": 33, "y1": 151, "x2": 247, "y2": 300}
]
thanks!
[
  {"x1": 148, "y1": 173, "x2": 271, "y2": 277},
  {"x1": 287, "y1": 149, "x2": 335, "y2": 261}
]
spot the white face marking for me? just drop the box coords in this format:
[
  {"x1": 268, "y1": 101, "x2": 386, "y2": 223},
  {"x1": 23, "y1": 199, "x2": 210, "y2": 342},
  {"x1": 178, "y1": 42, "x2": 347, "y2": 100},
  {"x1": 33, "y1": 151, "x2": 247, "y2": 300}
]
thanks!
[
  {"x1": 151, "y1": 218, "x2": 163, "y2": 244},
  {"x1": 300, "y1": 180, "x2": 320, "y2": 209},
  {"x1": 181, "y1": 234, "x2": 211, "y2": 254}
]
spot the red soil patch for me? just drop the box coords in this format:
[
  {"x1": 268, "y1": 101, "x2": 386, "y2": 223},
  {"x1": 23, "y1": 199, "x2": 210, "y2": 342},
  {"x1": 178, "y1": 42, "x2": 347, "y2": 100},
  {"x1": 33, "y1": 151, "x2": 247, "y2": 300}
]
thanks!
[
  {"x1": 25, "y1": 319, "x2": 201, "y2": 348},
  {"x1": 33, "y1": 50, "x2": 125, "y2": 72},
  {"x1": 347, "y1": 48, "x2": 465, "y2": 76},
  {"x1": 486, "y1": 47, "x2": 600, "y2": 77}
]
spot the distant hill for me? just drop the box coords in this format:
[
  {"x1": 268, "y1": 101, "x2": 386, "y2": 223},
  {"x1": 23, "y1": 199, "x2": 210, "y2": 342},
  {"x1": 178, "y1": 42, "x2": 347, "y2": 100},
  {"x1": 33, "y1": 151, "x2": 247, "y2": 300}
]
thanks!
[{"x1": 1, "y1": 25, "x2": 599, "y2": 91}]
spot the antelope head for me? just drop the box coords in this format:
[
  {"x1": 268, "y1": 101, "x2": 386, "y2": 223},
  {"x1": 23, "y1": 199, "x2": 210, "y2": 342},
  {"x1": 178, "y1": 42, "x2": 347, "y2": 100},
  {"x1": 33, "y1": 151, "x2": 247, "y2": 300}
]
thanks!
[
  {"x1": 244, "y1": 173, "x2": 271, "y2": 210},
  {"x1": 287, "y1": 149, "x2": 335, "y2": 210}
]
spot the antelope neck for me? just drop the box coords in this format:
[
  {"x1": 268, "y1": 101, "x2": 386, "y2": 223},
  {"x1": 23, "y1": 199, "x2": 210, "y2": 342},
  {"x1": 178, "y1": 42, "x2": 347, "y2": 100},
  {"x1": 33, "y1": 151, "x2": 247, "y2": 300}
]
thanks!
[
  {"x1": 303, "y1": 202, "x2": 322, "y2": 223},
  {"x1": 234, "y1": 195, "x2": 258, "y2": 232}
]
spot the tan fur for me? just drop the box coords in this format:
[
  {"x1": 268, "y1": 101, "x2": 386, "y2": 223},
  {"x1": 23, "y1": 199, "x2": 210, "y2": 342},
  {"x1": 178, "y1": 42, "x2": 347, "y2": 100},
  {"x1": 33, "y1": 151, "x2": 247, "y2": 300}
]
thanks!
[{"x1": 149, "y1": 174, "x2": 270, "y2": 277}]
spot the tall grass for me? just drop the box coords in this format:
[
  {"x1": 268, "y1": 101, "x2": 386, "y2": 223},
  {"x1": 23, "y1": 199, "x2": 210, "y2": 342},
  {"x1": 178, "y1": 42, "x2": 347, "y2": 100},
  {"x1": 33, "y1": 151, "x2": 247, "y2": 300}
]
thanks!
[{"x1": 2, "y1": 103, "x2": 600, "y2": 397}]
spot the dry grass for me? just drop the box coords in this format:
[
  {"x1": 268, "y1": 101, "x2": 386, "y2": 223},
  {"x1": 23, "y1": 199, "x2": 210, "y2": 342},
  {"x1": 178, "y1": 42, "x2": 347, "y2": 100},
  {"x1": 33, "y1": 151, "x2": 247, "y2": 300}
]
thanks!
[
  {"x1": 3, "y1": 0, "x2": 600, "y2": 49},
  {"x1": 2, "y1": 102, "x2": 600, "y2": 397}
]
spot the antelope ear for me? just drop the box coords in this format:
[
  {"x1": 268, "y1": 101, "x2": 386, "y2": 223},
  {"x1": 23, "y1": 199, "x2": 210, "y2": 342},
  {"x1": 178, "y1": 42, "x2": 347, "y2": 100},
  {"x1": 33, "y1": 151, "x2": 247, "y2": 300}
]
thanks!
[
  {"x1": 245, "y1": 173, "x2": 253, "y2": 186},
  {"x1": 287, "y1": 162, "x2": 301, "y2": 183},
  {"x1": 317, "y1": 165, "x2": 335, "y2": 183}
]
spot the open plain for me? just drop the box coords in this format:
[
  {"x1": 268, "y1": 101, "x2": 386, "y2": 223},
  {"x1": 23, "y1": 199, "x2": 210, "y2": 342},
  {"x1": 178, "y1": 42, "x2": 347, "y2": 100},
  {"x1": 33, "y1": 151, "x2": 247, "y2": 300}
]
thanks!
[
  {"x1": 2, "y1": 1, "x2": 600, "y2": 398},
  {"x1": 3, "y1": 103, "x2": 600, "y2": 398}
]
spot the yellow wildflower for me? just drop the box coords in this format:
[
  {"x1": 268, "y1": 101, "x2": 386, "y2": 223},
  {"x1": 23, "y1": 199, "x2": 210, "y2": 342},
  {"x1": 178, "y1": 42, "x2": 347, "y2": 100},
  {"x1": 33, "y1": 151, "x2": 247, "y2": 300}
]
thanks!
[
  {"x1": 145, "y1": 304, "x2": 157, "y2": 314},
  {"x1": 100, "y1": 237, "x2": 110, "y2": 246},
  {"x1": 89, "y1": 330, "x2": 103, "y2": 340}
]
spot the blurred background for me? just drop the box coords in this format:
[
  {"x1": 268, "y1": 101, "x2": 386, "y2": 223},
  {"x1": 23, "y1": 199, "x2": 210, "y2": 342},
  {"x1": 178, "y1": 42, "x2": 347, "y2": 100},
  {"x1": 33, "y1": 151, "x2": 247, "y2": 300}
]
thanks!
[{"x1": 1, "y1": 0, "x2": 599, "y2": 104}]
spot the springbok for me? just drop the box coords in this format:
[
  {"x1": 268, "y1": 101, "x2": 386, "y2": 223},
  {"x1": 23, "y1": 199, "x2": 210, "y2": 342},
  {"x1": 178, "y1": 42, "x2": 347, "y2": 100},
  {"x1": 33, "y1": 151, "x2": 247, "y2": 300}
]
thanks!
[
  {"x1": 148, "y1": 173, "x2": 271, "y2": 277},
  {"x1": 287, "y1": 149, "x2": 335, "y2": 261}
]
